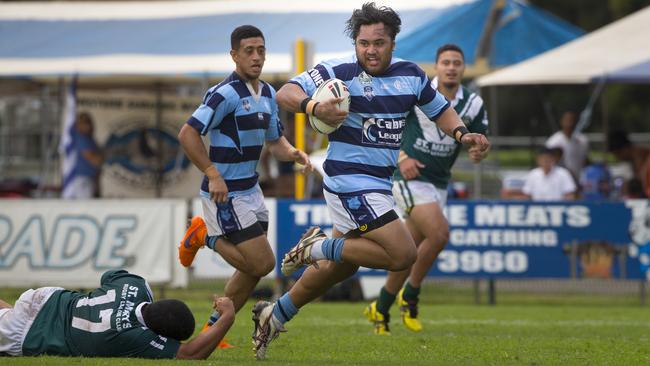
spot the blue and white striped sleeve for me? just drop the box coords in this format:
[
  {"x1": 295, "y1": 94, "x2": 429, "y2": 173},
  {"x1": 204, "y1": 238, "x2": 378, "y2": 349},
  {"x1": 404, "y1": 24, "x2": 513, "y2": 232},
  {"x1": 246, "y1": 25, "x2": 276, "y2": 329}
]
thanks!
[
  {"x1": 186, "y1": 86, "x2": 237, "y2": 135},
  {"x1": 288, "y1": 61, "x2": 334, "y2": 96},
  {"x1": 266, "y1": 87, "x2": 283, "y2": 141},
  {"x1": 417, "y1": 76, "x2": 450, "y2": 121}
]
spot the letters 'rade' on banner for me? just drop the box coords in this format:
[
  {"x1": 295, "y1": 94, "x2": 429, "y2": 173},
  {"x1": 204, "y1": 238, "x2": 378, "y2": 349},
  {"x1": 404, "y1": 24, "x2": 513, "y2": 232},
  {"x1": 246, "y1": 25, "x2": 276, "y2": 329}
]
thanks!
[{"x1": 0, "y1": 199, "x2": 187, "y2": 287}]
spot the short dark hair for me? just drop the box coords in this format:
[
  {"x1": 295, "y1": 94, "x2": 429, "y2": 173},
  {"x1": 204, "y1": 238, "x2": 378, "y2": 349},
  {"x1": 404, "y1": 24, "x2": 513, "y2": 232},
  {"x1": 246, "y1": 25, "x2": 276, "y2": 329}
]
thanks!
[
  {"x1": 231, "y1": 25, "x2": 264, "y2": 50},
  {"x1": 345, "y1": 2, "x2": 402, "y2": 41},
  {"x1": 436, "y1": 44, "x2": 465, "y2": 62},
  {"x1": 538, "y1": 146, "x2": 559, "y2": 156},
  {"x1": 142, "y1": 299, "x2": 195, "y2": 341},
  {"x1": 608, "y1": 130, "x2": 632, "y2": 152}
]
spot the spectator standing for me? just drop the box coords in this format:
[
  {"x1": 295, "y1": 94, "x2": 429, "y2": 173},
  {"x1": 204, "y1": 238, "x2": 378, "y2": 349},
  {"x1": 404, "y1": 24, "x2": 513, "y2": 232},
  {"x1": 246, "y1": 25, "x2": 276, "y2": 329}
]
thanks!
[
  {"x1": 545, "y1": 111, "x2": 589, "y2": 179},
  {"x1": 61, "y1": 112, "x2": 103, "y2": 199}
]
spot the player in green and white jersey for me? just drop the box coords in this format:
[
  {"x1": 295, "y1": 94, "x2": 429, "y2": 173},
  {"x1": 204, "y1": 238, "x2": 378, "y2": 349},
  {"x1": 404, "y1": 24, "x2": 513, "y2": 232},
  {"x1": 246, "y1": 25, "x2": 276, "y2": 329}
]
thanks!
[
  {"x1": 0, "y1": 269, "x2": 234, "y2": 359},
  {"x1": 365, "y1": 44, "x2": 490, "y2": 334}
]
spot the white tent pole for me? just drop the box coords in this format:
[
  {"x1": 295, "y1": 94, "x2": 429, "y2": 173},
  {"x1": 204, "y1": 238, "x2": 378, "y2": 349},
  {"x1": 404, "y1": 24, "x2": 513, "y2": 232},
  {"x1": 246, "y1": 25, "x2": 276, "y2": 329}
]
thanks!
[{"x1": 575, "y1": 77, "x2": 606, "y2": 136}]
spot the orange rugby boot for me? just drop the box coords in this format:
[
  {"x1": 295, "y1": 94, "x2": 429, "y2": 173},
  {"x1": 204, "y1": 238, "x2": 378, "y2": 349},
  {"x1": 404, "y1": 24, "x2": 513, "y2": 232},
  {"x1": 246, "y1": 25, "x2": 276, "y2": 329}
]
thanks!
[{"x1": 178, "y1": 216, "x2": 207, "y2": 267}]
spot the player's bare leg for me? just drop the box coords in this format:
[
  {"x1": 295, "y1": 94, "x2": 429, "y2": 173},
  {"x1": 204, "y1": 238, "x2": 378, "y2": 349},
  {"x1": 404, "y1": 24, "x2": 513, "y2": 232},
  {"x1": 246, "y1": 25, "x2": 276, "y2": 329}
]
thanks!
[
  {"x1": 224, "y1": 270, "x2": 262, "y2": 312},
  {"x1": 252, "y1": 227, "x2": 356, "y2": 359},
  {"x1": 345, "y1": 219, "x2": 417, "y2": 270},
  {"x1": 215, "y1": 235, "x2": 275, "y2": 311},
  {"x1": 0, "y1": 299, "x2": 11, "y2": 309},
  {"x1": 403, "y1": 202, "x2": 449, "y2": 287},
  {"x1": 204, "y1": 234, "x2": 274, "y2": 345},
  {"x1": 377, "y1": 202, "x2": 449, "y2": 332},
  {"x1": 283, "y1": 219, "x2": 417, "y2": 277},
  {"x1": 384, "y1": 218, "x2": 425, "y2": 294},
  {"x1": 254, "y1": 219, "x2": 417, "y2": 357}
]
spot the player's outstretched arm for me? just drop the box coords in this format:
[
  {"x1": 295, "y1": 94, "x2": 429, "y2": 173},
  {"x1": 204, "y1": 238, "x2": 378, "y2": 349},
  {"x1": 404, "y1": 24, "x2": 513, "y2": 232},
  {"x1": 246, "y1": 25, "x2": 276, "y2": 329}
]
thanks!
[
  {"x1": 433, "y1": 108, "x2": 490, "y2": 155},
  {"x1": 266, "y1": 136, "x2": 314, "y2": 174},
  {"x1": 176, "y1": 296, "x2": 235, "y2": 360}
]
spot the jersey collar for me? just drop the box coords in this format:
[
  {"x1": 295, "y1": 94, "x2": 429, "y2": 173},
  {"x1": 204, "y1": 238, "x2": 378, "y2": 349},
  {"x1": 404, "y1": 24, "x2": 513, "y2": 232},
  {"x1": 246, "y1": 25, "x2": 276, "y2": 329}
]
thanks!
[
  {"x1": 432, "y1": 77, "x2": 464, "y2": 103},
  {"x1": 135, "y1": 302, "x2": 150, "y2": 327}
]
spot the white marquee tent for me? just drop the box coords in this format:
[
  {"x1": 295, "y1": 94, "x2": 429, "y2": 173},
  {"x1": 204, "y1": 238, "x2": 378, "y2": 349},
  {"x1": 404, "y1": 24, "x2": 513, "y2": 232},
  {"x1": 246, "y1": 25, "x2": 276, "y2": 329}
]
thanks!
[{"x1": 477, "y1": 6, "x2": 650, "y2": 86}]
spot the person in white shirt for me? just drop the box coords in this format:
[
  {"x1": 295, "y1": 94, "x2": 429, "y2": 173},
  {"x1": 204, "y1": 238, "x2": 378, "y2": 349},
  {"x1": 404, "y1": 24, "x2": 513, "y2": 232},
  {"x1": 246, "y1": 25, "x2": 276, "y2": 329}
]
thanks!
[
  {"x1": 522, "y1": 147, "x2": 577, "y2": 201},
  {"x1": 545, "y1": 111, "x2": 589, "y2": 179}
]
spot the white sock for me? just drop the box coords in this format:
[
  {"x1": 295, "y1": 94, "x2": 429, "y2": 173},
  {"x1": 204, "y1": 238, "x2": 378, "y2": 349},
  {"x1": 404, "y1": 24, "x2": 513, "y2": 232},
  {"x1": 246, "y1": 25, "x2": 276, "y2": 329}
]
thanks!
[{"x1": 309, "y1": 239, "x2": 326, "y2": 261}]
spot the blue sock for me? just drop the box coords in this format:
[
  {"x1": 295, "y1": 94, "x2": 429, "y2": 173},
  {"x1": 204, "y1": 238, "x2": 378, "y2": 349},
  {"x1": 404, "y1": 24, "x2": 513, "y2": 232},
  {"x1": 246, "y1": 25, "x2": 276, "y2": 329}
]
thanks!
[
  {"x1": 206, "y1": 310, "x2": 220, "y2": 326},
  {"x1": 206, "y1": 235, "x2": 218, "y2": 250},
  {"x1": 321, "y1": 238, "x2": 344, "y2": 263},
  {"x1": 272, "y1": 293, "x2": 298, "y2": 324}
]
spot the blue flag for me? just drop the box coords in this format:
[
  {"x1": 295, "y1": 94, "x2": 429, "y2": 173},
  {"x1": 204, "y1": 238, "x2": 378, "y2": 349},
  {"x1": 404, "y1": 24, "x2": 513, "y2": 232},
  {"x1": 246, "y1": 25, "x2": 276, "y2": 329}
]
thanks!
[{"x1": 59, "y1": 75, "x2": 78, "y2": 194}]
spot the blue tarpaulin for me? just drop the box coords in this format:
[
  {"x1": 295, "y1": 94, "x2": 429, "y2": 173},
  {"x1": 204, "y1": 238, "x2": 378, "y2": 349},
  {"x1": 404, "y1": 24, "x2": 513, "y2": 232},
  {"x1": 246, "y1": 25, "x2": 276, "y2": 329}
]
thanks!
[
  {"x1": 395, "y1": 0, "x2": 584, "y2": 67},
  {"x1": 0, "y1": 0, "x2": 583, "y2": 78}
]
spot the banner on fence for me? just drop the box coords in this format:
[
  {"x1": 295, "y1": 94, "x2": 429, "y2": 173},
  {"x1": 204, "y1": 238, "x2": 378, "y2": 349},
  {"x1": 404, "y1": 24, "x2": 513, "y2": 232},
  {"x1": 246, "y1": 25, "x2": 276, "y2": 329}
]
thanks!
[
  {"x1": 275, "y1": 199, "x2": 649, "y2": 280},
  {"x1": 0, "y1": 200, "x2": 187, "y2": 287}
]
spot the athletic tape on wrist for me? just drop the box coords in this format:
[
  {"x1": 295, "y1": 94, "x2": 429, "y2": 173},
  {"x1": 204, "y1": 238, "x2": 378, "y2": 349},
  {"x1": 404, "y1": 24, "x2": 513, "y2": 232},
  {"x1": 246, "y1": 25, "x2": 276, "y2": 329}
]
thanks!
[
  {"x1": 300, "y1": 97, "x2": 312, "y2": 113},
  {"x1": 452, "y1": 126, "x2": 470, "y2": 143}
]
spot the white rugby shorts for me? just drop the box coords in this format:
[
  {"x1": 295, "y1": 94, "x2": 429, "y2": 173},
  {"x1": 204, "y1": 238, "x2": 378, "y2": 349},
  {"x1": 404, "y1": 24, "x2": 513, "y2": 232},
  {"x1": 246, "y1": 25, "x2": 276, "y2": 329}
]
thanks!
[
  {"x1": 201, "y1": 186, "x2": 268, "y2": 237},
  {"x1": 323, "y1": 189, "x2": 395, "y2": 234},
  {"x1": 392, "y1": 179, "x2": 448, "y2": 217},
  {"x1": 0, "y1": 287, "x2": 62, "y2": 356}
]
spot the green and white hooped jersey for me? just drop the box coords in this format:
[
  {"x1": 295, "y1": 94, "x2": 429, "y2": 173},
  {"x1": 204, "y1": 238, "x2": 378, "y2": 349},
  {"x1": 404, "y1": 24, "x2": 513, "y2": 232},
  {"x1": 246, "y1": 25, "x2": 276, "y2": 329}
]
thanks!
[
  {"x1": 395, "y1": 79, "x2": 488, "y2": 189},
  {"x1": 22, "y1": 270, "x2": 180, "y2": 358}
]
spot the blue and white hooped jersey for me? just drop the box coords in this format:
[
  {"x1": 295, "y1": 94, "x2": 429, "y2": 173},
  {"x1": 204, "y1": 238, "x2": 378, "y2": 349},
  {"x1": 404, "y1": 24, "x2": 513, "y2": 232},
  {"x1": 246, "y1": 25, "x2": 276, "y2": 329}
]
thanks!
[
  {"x1": 186, "y1": 71, "x2": 283, "y2": 198},
  {"x1": 290, "y1": 55, "x2": 450, "y2": 195}
]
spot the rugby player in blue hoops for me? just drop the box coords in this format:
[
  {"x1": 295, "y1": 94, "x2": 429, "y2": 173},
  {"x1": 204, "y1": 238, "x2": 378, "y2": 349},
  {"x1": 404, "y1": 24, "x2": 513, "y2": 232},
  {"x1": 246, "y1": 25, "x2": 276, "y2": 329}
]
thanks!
[
  {"x1": 177, "y1": 25, "x2": 312, "y2": 342},
  {"x1": 251, "y1": 2, "x2": 489, "y2": 359}
]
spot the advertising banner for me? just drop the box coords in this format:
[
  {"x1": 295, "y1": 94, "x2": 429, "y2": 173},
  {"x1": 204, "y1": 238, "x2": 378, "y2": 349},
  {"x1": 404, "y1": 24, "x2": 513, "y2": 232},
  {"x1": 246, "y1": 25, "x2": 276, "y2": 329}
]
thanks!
[
  {"x1": 275, "y1": 199, "x2": 649, "y2": 280},
  {"x1": 0, "y1": 200, "x2": 188, "y2": 287}
]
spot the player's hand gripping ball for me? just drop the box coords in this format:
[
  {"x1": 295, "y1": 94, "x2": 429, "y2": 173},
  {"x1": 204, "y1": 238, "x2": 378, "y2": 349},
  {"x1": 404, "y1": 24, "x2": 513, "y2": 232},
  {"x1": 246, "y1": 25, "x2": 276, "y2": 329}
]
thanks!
[{"x1": 309, "y1": 78, "x2": 350, "y2": 134}]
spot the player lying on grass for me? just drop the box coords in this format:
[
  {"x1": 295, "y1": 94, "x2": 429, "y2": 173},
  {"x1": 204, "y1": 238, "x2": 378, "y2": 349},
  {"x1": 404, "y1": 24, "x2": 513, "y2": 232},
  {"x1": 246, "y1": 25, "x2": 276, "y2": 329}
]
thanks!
[{"x1": 0, "y1": 269, "x2": 234, "y2": 360}]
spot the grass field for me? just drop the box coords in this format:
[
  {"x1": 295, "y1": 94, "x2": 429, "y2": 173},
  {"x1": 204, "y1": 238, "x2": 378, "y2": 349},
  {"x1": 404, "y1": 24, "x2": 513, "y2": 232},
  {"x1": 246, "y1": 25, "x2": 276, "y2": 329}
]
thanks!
[{"x1": 2, "y1": 280, "x2": 650, "y2": 365}]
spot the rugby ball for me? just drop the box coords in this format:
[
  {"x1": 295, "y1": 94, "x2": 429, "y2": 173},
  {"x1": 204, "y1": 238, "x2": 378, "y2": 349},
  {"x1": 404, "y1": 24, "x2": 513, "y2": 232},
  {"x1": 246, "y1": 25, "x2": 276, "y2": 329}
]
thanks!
[{"x1": 309, "y1": 78, "x2": 350, "y2": 134}]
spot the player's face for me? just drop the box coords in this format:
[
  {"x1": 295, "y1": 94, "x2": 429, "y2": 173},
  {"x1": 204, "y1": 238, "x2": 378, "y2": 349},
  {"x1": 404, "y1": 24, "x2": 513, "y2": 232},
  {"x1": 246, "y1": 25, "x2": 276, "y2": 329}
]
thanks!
[
  {"x1": 435, "y1": 50, "x2": 465, "y2": 89},
  {"x1": 231, "y1": 37, "x2": 266, "y2": 81},
  {"x1": 355, "y1": 23, "x2": 395, "y2": 76}
]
